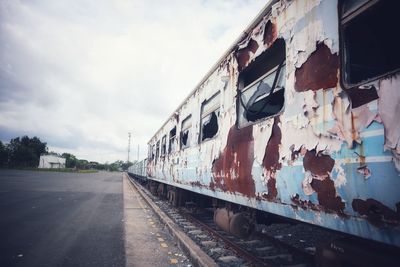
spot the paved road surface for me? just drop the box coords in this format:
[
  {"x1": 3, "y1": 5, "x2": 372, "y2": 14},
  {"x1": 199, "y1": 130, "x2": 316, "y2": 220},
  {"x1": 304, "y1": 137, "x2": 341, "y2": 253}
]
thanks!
[{"x1": 0, "y1": 170, "x2": 125, "y2": 267}]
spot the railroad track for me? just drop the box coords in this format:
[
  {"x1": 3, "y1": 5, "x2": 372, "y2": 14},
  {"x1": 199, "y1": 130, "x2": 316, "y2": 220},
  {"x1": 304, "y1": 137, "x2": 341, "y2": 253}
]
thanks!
[{"x1": 127, "y1": 175, "x2": 340, "y2": 266}]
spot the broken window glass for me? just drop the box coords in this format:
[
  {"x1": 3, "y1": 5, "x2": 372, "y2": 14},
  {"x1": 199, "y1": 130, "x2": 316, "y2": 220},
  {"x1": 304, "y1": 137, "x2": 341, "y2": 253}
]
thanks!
[
  {"x1": 200, "y1": 92, "x2": 220, "y2": 142},
  {"x1": 168, "y1": 127, "x2": 176, "y2": 154},
  {"x1": 341, "y1": 0, "x2": 400, "y2": 86},
  {"x1": 161, "y1": 135, "x2": 166, "y2": 157},
  {"x1": 180, "y1": 115, "x2": 192, "y2": 149},
  {"x1": 237, "y1": 39, "x2": 285, "y2": 128}
]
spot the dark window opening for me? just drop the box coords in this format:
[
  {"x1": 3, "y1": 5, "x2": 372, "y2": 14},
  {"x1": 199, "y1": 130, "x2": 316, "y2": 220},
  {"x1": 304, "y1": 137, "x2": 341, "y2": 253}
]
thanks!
[
  {"x1": 168, "y1": 127, "x2": 176, "y2": 154},
  {"x1": 155, "y1": 141, "x2": 160, "y2": 163},
  {"x1": 181, "y1": 131, "x2": 189, "y2": 147},
  {"x1": 346, "y1": 85, "x2": 379, "y2": 108},
  {"x1": 237, "y1": 39, "x2": 286, "y2": 127},
  {"x1": 151, "y1": 145, "x2": 155, "y2": 161},
  {"x1": 161, "y1": 135, "x2": 166, "y2": 157},
  {"x1": 201, "y1": 111, "x2": 219, "y2": 141},
  {"x1": 180, "y1": 115, "x2": 191, "y2": 149},
  {"x1": 200, "y1": 92, "x2": 220, "y2": 142},
  {"x1": 341, "y1": 0, "x2": 400, "y2": 86},
  {"x1": 240, "y1": 39, "x2": 285, "y2": 88}
]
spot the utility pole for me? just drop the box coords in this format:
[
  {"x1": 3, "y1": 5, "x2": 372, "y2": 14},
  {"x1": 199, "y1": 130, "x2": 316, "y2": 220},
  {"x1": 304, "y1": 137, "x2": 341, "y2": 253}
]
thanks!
[
  {"x1": 137, "y1": 144, "x2": 139, "y2": 161},
  {"x1": 127, "y1": 132, "x2": 131, "y2": 163}
]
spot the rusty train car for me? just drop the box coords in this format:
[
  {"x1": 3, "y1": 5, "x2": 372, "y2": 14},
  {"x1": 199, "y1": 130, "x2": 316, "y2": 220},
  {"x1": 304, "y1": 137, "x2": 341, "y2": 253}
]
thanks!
[{"x1": 130, "y1": 0, "x2": 400, "y2": 248}]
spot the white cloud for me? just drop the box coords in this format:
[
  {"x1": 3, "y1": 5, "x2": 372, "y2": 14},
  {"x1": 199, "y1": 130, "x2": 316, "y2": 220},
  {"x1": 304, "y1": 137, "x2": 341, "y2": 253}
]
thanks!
[{"x1": 0, "y1": 0, "x2": 266, "y2": 163}]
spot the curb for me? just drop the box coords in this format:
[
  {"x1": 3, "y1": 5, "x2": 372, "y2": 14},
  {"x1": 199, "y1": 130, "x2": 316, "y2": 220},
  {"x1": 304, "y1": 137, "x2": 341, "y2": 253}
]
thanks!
[{"x1": 124, "y1": 173, "x2": 218, "y2": 267}]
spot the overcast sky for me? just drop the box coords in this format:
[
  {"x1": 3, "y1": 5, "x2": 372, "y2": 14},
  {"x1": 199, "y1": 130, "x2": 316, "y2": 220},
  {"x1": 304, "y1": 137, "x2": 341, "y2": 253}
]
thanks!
[{"x1": 0, "y1": 0, "x2": 266, "y2": 163}]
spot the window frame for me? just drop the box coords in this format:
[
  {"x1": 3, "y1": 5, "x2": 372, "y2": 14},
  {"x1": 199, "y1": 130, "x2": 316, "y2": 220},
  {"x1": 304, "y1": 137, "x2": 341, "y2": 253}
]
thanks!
[
  {"x1": 168, "y1": 126, "x2": 177, "y2": 154},
  {"x1": 161, "y1": 135, "x2": 167, "y2": 157},
  {"x1": 151, "y1": 144, "x2": 155, "y2": 161},
  {"x1": 199, "y1": 91, "x2": 221, "y2": 144},
  {"x1": 155, "y1": 140, "x2": 160, "y2": 163},
  {"x1": 236, "y1": 62, "x2": 286, "y2": 129},
  {"x1": 180, "y1": 115, "x2": 192, "y2": 150},
  {"x1": 340, "y1": 0, "x2": 400, "y2": 88}
]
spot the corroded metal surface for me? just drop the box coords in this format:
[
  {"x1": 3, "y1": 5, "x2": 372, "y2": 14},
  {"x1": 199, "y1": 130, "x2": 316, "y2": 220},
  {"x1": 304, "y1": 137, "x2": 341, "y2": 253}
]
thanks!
[{"x1": 131, "y1": 0, "x2": 400, "y2": 247}]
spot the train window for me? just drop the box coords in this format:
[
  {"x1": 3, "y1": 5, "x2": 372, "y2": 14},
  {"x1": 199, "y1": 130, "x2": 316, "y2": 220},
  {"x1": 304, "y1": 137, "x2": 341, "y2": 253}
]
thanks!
[
  {"x1": 151, "y1": 145, "x2": 155, "y2": 161},
  {"x1": 168, "y1": 127, "x2": 176, "y2": 154},
  {"x1": 180, "y1": 115, "x2": 192, "y2": 149},
  {"x1": 155, "y1": 140, "x2": 160, "y2": 163},
  {"x1": 200, "y1": 92, "x2": 220, "y2": 142},
  {"x1": 148, "y1": 144, "x2": 152, "y2": 160},
  {"x1": 341, "y1": 0, "x2": 400, "y2": 87},
  {"x1": 161, "y1": 135, "x2": 166, "y2": 157},
  {"x1": 237, "y1": 39, "x2": 285, "y2": 128}
]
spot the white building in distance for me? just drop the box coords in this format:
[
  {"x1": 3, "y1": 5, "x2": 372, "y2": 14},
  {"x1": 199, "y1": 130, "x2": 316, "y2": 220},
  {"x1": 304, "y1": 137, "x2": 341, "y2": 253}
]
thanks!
[{"x1": 38, "y1": 155, "x2": 66, "y2": 169}]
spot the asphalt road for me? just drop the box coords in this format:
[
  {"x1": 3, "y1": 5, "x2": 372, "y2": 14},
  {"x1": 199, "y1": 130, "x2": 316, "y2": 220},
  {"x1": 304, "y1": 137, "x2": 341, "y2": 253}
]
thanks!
[{"x1": 0, "y1": 170, "x2": 125, "y2": 267}]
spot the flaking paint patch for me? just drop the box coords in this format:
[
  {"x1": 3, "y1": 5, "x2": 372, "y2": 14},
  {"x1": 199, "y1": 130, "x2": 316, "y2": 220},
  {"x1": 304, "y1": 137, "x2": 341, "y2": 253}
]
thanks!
[
  {"x1": 333, "y1": 163, "x2": 346, "y2": 188},
  {"x1": 329, "y1": 93, "x2": 379, "y2": 148},
  {"x1": 211, "y1": 125, "x2": 255, "y2": 197},
  {"x1": 378, "y1": 74, "x2": 400, "y2": 172},
  {"x1": 303, "y1": 149, "x2": 345, "y2": 213},
  {"x1": 263, "y1": 21, "x2": 277, "y2": 48},
  {"x1": 262, "y1": 117, "x2": 282, "y2": 200},
  {"x1": 280, "y1": 118, "x2": 342, "y2": 165},
  {"x1": 253, "y1": 121, "x2": 274, "y2": 165},
  {"x1": 235, "y1": 39, "x2": 259, "y2": 71},
  {"x1": 294, "y1": 43, "x2": 339, "y2": 92}
]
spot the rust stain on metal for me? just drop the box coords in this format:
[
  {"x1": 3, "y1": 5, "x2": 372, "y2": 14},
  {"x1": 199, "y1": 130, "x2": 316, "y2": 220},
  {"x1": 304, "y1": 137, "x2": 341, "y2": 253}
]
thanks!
[
  {"x1": 303, "y1": 149, "x2": 334, "y2": 177},
  {"x1": 311, "y1": 178, "x2": 345, "y2": 213},
  {"x1": 294, "y1": 43, "x2": 339, "y2": 92},
  {"x1": 190, "y1": 181, "x2": 204, "y2": 188},
  {"x1": 352, "y1": 199, "x2": 400, "y2": 227},
  {"x1": 262, "y1": 117, "x2": 282, "y2": 200},
  {"x1": 235, "y1": 39, "x2": 259, "y2": 71},
  {"x1": 263, "y1": 20, "x2": 277, "y2": 48},
  {"x1": 290, "y1": 145, "x2": 306, "y2": 162},
  {"x1": 303, "y1": 149, "x2": 345, "y2": 213},
  {"x1": 291, "y1": 193, "x2": 319, "y2": 211},
  {"x1": 211, "y1": 125, "x2": 256, "y2": 197}
]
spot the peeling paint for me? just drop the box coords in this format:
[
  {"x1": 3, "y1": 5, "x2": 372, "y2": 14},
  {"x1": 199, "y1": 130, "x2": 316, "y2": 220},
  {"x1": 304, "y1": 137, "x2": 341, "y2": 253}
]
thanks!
[
  {"x1": 263, "y1": 20, "x2": 277, "y2": 48},
  {"x1": 137, "y1": 0, "x2": 400, "y2": 247},
  {"x1": 235, "y1": 38, "x2": 259, "y2": 71},
  {"x1": 211, "y1": 125, "x2": 255, "y2": 197},
  {"x1": 378, "y1": 74, "x2": 400, "y2": 171},
  {"x1": 303, "y1": 149, "x2": 345, "y2": 213},
  {"x1": 357, "y1": 165, "x2": 371, "y2": 180},
  {"x1": 262, "y1": 117, "x2": 282, "y2": 200},
  {"x1": 294, "y1": 43, "x2": 339, "y2": 92}
]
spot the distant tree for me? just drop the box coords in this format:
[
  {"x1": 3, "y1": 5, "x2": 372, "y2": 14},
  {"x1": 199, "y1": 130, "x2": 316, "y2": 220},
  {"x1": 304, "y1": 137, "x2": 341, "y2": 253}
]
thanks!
[
  {"x1": 62, "y1": 153, "x2": 77, "y2": 168},
  {"x1": 76, "y1": 159, "x2": 89, "y2": 169},
  {"x1": 7, "y1": 136, "x2": 47, "y2": 167},
  {"x1": 121, "y1": 161, "x2": 134, "y2": 171},
  {"x1": 0, "y1": 141, "x2": 9, "y2": 167}
]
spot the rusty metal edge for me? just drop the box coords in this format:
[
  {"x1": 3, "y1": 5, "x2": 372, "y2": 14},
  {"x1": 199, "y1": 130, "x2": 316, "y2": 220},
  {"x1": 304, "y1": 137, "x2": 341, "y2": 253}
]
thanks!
[{"x1": 124, "y1": 173, "x2": 218, "y2": 267}]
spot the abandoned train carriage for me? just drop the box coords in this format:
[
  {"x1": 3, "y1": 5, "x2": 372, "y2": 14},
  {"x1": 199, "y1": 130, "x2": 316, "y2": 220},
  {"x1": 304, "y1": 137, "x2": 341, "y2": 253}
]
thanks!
[{"x1": 135, "y1": 0, "x2": 400, "y2": 247}]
